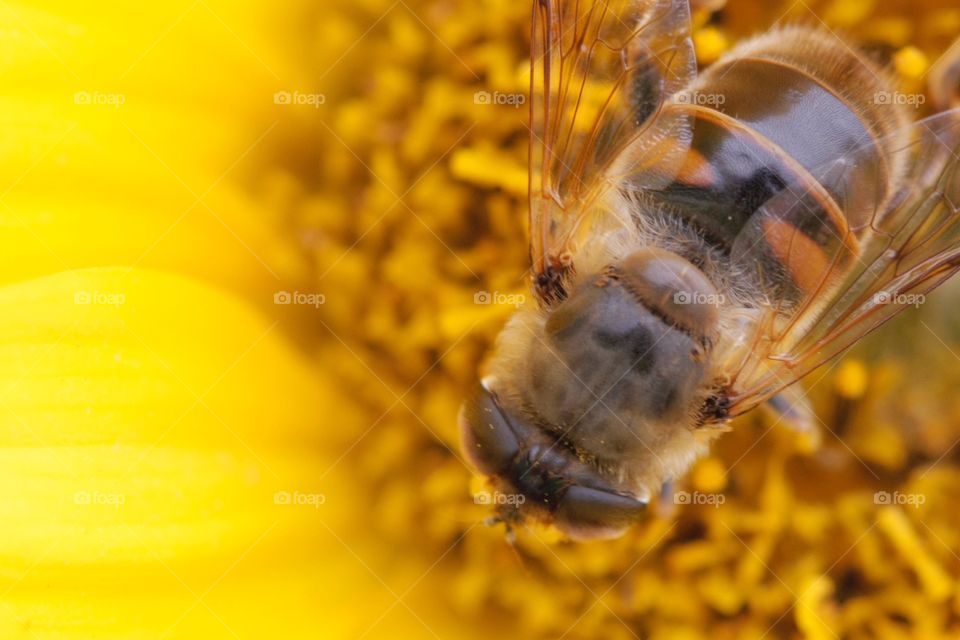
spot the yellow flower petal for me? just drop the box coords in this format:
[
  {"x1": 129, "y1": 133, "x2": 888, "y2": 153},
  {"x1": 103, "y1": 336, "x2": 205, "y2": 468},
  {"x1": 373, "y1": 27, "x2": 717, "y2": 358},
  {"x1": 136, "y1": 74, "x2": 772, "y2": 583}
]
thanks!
[
  {"x1": 0, "y1": 1, "x2": 317, "y2": 298},
  {"x1": 0, "y1": 267, "x2": 392, "y2": 638}
]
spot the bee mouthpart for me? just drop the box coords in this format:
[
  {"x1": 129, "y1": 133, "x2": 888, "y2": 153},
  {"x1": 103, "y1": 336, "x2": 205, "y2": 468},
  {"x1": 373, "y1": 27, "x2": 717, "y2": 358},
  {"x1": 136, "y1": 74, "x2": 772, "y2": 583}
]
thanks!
[{"x1": 460, "y1": 382, "x2": 650, "y2": 541}]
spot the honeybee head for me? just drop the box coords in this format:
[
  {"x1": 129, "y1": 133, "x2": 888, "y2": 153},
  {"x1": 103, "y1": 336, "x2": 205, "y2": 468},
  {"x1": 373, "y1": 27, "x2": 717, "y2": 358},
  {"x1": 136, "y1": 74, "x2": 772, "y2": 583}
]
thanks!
[
  {"x1": 461, "y1": 249, "x2": 725, "y2": 539},
  {"x1": 460, "y1": 381, "x2": 651, "y2": 540}
]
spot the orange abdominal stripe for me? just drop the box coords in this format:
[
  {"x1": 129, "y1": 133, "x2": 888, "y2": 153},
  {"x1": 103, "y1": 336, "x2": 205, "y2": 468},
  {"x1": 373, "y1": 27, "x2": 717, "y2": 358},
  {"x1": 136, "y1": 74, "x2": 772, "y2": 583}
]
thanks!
[
  {"x1": 674, "y1": 147, "x2": 718, "y2": 189},
  {"x1": 762, "y1": 218, "x2": 836, "y2": 294}
]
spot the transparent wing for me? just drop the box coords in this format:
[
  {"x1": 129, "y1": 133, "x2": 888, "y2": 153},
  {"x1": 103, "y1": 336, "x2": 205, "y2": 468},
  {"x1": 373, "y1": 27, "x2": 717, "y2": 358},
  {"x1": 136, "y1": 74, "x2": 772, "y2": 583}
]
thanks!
[
  {"x1": 723, "y1": 110, "x2": 960, "y2": 417},
  {"x1": 529, "y1": 0, "x2": 696, "y2": 302}
]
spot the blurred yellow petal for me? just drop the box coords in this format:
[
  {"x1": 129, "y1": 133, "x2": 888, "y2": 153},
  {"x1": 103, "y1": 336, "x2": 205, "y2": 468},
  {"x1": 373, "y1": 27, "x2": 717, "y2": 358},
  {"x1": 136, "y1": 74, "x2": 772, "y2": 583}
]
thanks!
[
  {"x1": 0, "y1": 267, "x2": 370, "y2": 637},
  {"x1": 0, "y1": 190, "x2": 306, "y2": 307},
  {"x1": 0, "y1": 1, "x2": 319, "y2": 299}
]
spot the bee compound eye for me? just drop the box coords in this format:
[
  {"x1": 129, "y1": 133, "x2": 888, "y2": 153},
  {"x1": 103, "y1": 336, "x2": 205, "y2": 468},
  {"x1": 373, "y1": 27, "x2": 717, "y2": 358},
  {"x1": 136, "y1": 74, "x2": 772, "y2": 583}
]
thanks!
[
  {"x1": 458, "y1": 384, "x2": 521, "y2": 476},
  {"x1": 553, "y1": 484, "x2": 648, "y2": 540}
]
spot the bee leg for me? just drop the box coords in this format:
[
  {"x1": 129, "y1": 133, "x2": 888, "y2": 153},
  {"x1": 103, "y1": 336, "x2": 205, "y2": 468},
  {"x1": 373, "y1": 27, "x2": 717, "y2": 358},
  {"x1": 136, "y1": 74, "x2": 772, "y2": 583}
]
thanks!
[
  {"x1": 502, "y1": 520, "x2": 516, "y2": 546},
  {"x1": 762, "y1": 386, "x2": 821, "y2": 452},
  {"x1": 654, "y1": 480, "x2": 678, "y2": 518},
  {"x1": 483, "y1": 514, "x2": 520, "y2": 548}
]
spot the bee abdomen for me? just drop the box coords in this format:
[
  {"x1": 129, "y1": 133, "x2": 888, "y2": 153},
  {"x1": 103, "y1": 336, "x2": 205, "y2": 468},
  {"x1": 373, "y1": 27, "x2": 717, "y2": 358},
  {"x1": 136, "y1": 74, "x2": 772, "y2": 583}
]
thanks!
[
  {"x1": 704, "y1": 26, "x2": 908, "y2": 156},
  {"x1": 652, "y1": 26, "x2": 909, "y2": 297},
  {"x1": 691, "y1": 26, "x2": 908, "y2": 225}
]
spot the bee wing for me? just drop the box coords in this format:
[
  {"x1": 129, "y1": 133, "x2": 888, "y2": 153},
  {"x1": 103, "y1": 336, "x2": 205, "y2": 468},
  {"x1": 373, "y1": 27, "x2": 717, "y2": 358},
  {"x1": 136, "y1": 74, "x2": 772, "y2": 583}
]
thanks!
[
  {"x1": 724, "y1": 110, "x2": 960, "y2": 417},
  {"x1": 529, "y1": 0, "x2": 696, "y2": 302}
]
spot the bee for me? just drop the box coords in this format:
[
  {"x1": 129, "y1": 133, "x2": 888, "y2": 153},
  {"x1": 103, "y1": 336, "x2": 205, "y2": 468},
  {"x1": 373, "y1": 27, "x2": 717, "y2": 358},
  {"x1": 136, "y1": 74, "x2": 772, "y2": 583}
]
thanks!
[{"x1": 460, "y1": 0, "x2": 960, "y2": 540}]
